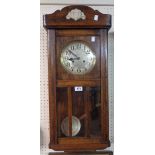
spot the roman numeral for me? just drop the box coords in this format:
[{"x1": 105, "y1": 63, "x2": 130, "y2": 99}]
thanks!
[
  {"x1": 70, "y1": 45, "x2": 74, "y2": 50},
  {"x1": 76, "y1": 43, "x2": 81, "y2": 49}
]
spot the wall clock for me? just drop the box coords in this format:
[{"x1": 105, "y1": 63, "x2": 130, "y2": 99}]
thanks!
[{"x1": 44, "y1": 5, "x2": 111, "y2": 152}]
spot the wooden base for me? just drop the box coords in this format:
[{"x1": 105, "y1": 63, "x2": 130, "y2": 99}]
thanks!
[{"x1": 49, "y1": 151, "x2": 113, "y2": 155}]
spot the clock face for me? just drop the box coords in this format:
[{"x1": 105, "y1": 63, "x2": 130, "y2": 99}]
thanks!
[{"x1": 60, "y1": 41, "x2": 96, "y2": 75}]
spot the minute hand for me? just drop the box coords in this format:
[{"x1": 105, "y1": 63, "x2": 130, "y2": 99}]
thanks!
[{"x1": 68, "y1": 50, "x2": 78, "y2": 58}]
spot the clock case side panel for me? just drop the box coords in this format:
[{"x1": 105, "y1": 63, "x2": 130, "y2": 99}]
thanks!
[
  {"x1": 47, "y1": 29, "x2": 58, "y2": 146},
  {"x1": 100, "y1": 29, "x2": 110, "y2": 144}
]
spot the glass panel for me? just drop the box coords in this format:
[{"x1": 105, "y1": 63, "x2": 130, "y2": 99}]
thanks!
[
  {"x1": 56, "y1": 87, "x2": 68, "y2": 138},
  {"x1": 72, "y1": 87, "x2": 85, "y2": 137},
  {"x1": 57, "y1": 86, "x2": 101, "y2": 138},
  {"x1": 89, "y1": 87, "x2": 101, "y2": 137},
  {"x1": 72, "y1": 86, "x2": 101, "y2": 138}
]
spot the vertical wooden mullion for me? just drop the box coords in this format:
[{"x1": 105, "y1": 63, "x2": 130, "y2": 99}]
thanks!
[
  {"x1": 100, "y1": 29, "x2": 109, "y2": 142},
  {"x1": 48, "y1": 30, "x2": 57, "y2": 144},
  {"x1": 67, "y1": 87, "x2": 72, "y2": 137}
]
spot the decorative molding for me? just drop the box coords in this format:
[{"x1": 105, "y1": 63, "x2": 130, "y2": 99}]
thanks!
[{"x1": 66, "y1": 8, "x2": 86, "y2": 21}]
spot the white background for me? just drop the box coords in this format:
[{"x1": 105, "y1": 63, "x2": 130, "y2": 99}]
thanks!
[
  {"x1": 0, "y1": 0, "x2": 155, "y2": 155},
  {"x1": 40, "y1": 0, "x2": 113, "y2": 5}
]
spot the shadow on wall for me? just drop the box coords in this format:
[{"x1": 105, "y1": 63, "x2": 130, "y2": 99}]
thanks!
[{"x1": 40, "y1": 128, "x2": 44, "y2": 148}]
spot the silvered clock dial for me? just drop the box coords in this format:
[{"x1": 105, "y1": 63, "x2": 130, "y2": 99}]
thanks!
[{"x1": 60, "y1": 41, "x2": 96, "y2": 75}]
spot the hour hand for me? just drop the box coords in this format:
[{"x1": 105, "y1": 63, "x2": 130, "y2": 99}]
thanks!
[{"x1": 68, "y1": 57, "x2": 80, "y2": 61}]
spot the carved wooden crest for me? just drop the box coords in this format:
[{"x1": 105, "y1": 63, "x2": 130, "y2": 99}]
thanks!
[
  {"x1": 44, "y1": 5, "x2": 111, "y2": 29},
  {"x1": 66, "y1": 8, "x2": 86, "y2": 21}
]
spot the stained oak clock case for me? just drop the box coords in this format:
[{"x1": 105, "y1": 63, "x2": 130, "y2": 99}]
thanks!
[{"x1": 44, "y1": 5, "x2": 111, "y2": 151}]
